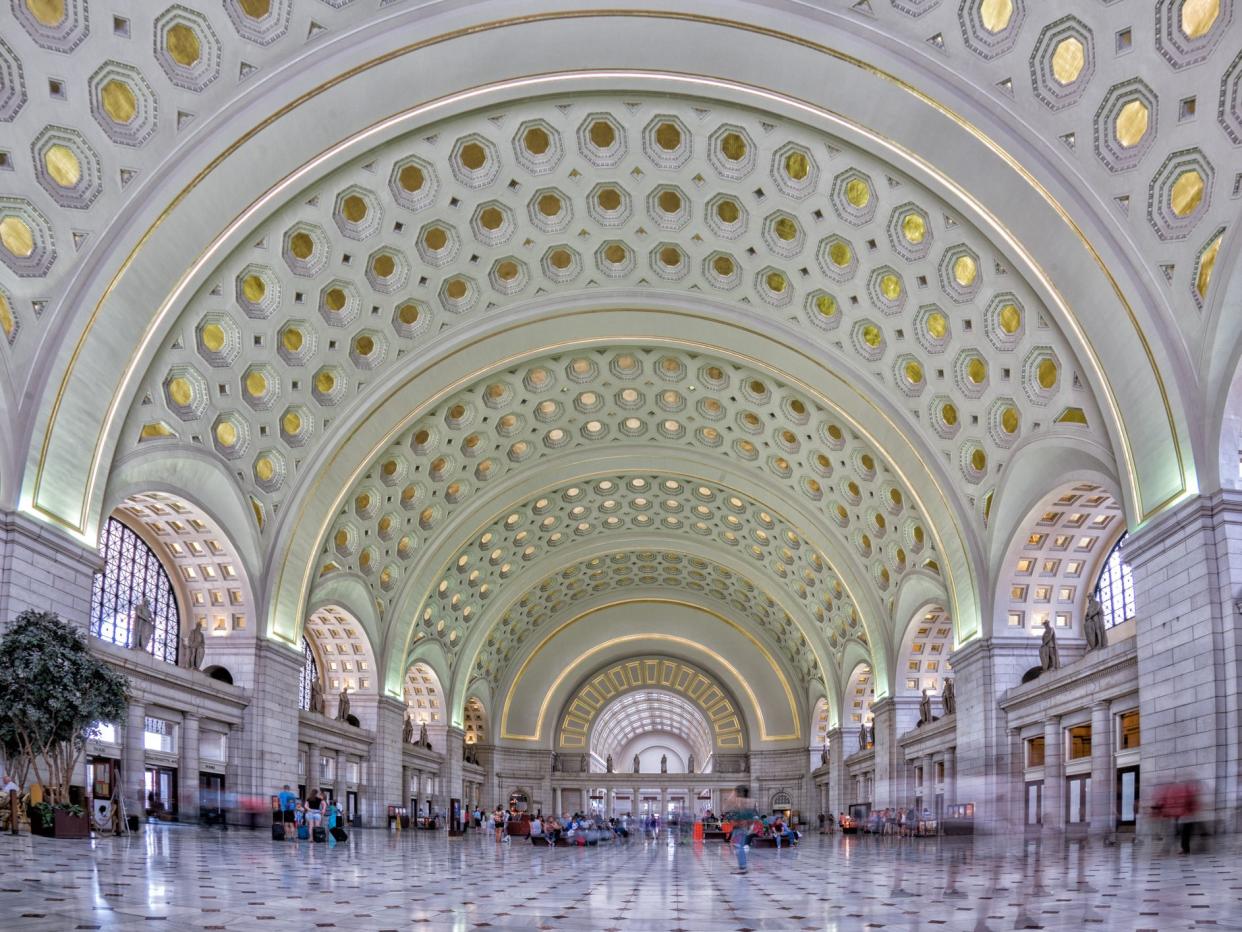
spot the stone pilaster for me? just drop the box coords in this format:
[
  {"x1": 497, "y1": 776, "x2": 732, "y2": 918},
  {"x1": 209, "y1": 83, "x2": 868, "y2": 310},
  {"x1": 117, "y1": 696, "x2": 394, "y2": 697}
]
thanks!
[
  {"x1": 353, "y1": 694, "x2": 404, "y2": 822},
  {"x1": 1042, "y1": 716, "x2": 1063, "y2": 830},
  {"x1": 230, "y1": 640, "x2": 302, "y2": 813},
  {"x1": 1125, "y1": 491, "x2": 1242, "y2": 831},
  {"x1": 826, "y1": 727, "x2": 846, "y2": 818},
  {"x1": 870, "y1": 697, "x2": 899, "y2": 809},
  {"x1": 438, "y1": 726, "x2": 465, "y2": 818},
  {"x1": 947, "y1": 637, "x2": 1032, "y2": 831},
  {"x1": 124, "y1": 701, "x2": 145, "y2": 822},
  {"x1": 1089, "y1": 701, "x2": 1112, "y2": 833},
  {"x1": 179, "y1": 713, "x2": 200, "y2": 821},
  {"x1": 0, "y1": 509, "x2": 101, "y2": 631}
]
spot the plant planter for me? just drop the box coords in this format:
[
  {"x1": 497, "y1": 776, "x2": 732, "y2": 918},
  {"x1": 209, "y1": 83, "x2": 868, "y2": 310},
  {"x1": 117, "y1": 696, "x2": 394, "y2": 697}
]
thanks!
[{"x1": 52, "y1": 809, "x2": 89, "y2": 838}]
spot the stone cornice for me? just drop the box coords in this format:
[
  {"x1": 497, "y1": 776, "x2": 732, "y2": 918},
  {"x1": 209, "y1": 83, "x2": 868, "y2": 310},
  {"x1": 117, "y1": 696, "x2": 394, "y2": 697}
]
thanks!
[
  {"x1": 999, "y1": 638, "x2": 1138, "y2": 721},
  {"x1": 0, "y1": 508, "x2": 102, "y2": 571},
  {"x1": 1125, "y1": 489, "x2": 1242, "y2": 565},
  {"x1": 93, "y1": 640, "x2": 248, "y2": 720},
  {"x1": 897, "y1": 712, "x2": 956, "y2": 758},
  {"x1": 298, "y1": 710, "x2": 375, "y2": 754}
]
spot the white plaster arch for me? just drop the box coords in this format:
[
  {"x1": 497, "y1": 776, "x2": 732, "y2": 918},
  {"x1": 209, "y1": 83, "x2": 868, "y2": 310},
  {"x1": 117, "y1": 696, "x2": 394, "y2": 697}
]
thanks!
[
  {"x1": 21, "y1": 10, "x2": 1192, "y2": 551},
  {"x1": 303, "y1": 603, "x2": 380, "y2": 698},
  {"x1": 103, "y1": 446, "x2": 263, "y2": 588},
  {"x1": 263, "y1": 317, "x2": 976, "y2": 684},
  {"x1": 496, "y1": 599, "x2": 803, "y2": 748},
  {"x1": 442, "y1": 533, "x2": 837, "y2": 725}
]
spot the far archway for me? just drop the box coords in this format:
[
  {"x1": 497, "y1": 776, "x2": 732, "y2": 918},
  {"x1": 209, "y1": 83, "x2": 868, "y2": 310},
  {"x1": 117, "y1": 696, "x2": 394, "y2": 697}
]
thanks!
[{"x1": 589, "y1": 689, "x2": 714, "y2": 775}]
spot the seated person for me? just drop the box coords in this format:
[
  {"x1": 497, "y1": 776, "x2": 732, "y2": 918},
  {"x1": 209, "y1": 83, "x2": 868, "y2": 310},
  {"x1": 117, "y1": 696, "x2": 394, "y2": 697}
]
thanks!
[
  {"x1": 529, "y1": 814, "x2": 544, "y2": 841},
  {"x1": 544, "y1": 816, "x2": 561, "y2": 845}
]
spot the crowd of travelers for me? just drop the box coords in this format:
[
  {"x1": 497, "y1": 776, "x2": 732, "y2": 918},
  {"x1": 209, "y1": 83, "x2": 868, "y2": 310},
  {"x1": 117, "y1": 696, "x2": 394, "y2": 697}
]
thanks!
[{"x1": 274, "y1": 784, "x2": 347, "y2": 843}]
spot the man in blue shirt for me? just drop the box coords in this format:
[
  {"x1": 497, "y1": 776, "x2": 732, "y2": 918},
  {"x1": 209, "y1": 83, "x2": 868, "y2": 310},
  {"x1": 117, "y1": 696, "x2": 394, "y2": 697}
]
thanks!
[{"x1": 278, "y1": 785, "x2": 298, "y2": 839}]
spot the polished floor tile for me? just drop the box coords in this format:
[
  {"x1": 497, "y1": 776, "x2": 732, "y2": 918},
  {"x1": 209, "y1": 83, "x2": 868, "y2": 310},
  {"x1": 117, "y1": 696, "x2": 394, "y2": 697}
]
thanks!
[{"x1": 2, "y1": 823, "x2": 1240, "y2": 930}]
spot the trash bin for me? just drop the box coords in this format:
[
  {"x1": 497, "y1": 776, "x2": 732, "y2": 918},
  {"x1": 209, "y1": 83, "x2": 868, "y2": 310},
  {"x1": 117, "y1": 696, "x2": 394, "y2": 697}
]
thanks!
[{"x1": 127, "y1": 815, "x2": 140, "y2": 833}]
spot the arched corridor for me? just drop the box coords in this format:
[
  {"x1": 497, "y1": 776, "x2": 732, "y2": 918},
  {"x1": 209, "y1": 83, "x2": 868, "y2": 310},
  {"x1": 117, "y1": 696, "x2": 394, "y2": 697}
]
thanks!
[{"x1": 0, "y1": 0, "x2": 1240, "y2": 924}]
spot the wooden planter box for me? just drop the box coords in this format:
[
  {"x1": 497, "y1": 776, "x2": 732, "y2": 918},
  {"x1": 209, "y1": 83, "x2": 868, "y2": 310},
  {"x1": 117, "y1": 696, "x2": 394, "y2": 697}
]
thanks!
[{"x1": 52, "y1": 809, "x2": 89, "y2": 838}]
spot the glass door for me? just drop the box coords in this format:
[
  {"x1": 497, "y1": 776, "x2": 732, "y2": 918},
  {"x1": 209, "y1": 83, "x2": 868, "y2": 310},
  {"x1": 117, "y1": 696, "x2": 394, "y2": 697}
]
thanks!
[
  {"x1": 1117, "y1": 766, "x2": 1139, "y2": 830},
  {"x1": 200, "y1": 774, "x2": 224, "y2": 809},
  {"x1": 1024, "y1": 781, "x2": 1042, "y2": 827},
  {"x1": 144, "y1": 767, "x2": 178, "y2": 819}
]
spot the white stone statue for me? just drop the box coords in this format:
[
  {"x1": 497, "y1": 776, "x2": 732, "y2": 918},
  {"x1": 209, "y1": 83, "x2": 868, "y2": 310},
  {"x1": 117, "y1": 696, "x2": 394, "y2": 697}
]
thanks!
[
  {"x1": 858, "y1": 721, "x2": 868, "y2": 751},
  {"x1": 606, "y1": 754, "x2": 613, "y2": 773},
  {"x1": 919, "y1": 688, "x2": 933, "y2": 726},
  {"x1": 184, "y1": 623, "x2": 205, "y2": 670},
  {"x1": 403, "y1": 714, "x2": 414, "y2": 744},
  {"x1": 337, "y1": 687, "x2": 351, "y2": 721},
  {"x1": 941, "y1": 678, "x2": 956, "y2": 716},
  {"x1": 310, "y1": 677, "x2": 324, "y2": 715},
  {"x1": 130, "y1": 600, "x2": 155, "y2": 652},
  {"x1": 1083, "y1": 595, "x2": 1108, "y2": 652},
  {"x1": 633, "y1": 754, "x2": 640, "y2": 774},
  {"x1": 660, "y1": 754, "x2": 667, "y2": 774},
  {"x1": 687, "y1": 753, "x2": 695, "y2": 774},
  {"x1": 1039, "y1": 620, "x2": 1060, "y2": 671},
  {"x1": 419, "y1": 722, "x2": 430, "y2": 749}
]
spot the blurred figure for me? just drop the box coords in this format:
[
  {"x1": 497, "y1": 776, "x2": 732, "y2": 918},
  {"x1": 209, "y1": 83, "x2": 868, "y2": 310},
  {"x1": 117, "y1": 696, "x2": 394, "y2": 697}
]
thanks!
[{"x1": 1152, "y1": 780, "x2": 1200, "y2": 854}]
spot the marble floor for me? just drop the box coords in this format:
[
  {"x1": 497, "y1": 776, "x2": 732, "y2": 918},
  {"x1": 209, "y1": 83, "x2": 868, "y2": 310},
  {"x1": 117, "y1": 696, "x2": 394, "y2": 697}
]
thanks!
[{"x1": 0, "y1": 823, "x2": 1240, "y2": 931}]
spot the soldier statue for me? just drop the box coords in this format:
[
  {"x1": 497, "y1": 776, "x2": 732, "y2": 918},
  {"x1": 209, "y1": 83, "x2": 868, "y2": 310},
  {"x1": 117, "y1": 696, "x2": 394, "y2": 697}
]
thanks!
[
  {"x1": 606, "y1": 754, "x2": 614, "y2": 773},
  {"x1": 660, "y1": 754, "x2": 668, "y2": 774},
  {"x1": 687, "y1": 753, "x2": 695, "y2": 774},
  {"x1": 336, "y1": 687, "x2": 351, "y2": 722},
  {"x1": 633, "y1": 754, "x2": 640, "y2": 774},
  {"x1": 310, "y1": 677, "x2": 325, "y2": 715},
  {"x1": 419, "y1": 722, "x2": 430, "y2": 749},
  {"x1": 403, "y1": 713, "x2": 414, "y2": 744}
]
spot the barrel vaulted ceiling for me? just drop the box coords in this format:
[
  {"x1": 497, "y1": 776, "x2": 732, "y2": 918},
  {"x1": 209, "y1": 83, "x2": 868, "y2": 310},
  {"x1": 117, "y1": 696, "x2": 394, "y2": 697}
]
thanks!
[{"x1": 0, "y1": 0, "x2": 1238, "y2": 728}]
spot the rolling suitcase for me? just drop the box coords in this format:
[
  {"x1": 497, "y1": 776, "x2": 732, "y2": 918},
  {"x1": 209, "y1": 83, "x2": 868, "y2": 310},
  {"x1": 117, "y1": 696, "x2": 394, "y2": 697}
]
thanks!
[
  {"x1": 297, "y1": 823, "x2": 309, "y2": 840},
  {"x1": 312, "y1": 826, "x2": 326, "y2": 843},
  {"x1": 330, "y1": 826, "x2": 348, "y2": 842},
  {"x1": 271, "y1": 823, "x2": 285, "y2": 841}
]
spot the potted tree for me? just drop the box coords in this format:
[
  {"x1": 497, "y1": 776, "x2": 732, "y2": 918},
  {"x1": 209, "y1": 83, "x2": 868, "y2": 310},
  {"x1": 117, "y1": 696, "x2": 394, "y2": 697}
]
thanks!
[{"x1": 0, "y1": 611, "x2": 128, "y2": 838}]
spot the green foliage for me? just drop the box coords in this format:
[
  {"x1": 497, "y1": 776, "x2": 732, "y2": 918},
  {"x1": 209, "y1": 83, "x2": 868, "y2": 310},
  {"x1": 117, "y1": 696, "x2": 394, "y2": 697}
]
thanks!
[
  {"x1": 33, "y1": 801, "x2": 85, "y2": 828},
  {"x1": 0, "y1": 611, "x2": 128, "y2": 804}
]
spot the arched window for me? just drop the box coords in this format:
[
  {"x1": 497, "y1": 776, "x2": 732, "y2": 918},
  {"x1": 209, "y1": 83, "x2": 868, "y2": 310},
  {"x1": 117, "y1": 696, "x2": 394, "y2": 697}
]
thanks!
[
  {"x1": 1094, "y1": 534, "x2": 1135, "y2": 629},
  {"x1": 299, "y1": 638, "x2": 319, "y2": 711},
  {"x1": 90, "y1": 516, "x2": 180, "y2": 664}
]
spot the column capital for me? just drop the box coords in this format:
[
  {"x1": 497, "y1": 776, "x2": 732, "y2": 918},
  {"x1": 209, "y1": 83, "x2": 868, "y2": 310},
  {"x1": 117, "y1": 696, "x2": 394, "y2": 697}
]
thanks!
[{"x1": 1091, "y1": 700, "x2": 1110, "y2": 712}]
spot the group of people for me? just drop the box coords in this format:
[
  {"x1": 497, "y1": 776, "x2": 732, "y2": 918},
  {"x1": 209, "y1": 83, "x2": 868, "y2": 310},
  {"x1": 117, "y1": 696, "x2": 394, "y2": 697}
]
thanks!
[
  {"x1": 482, "y1": 805, "x2": 634, "y2": 846},
  {"x1": 275, "y1": 784, "x2": 344, "y2": 840}
]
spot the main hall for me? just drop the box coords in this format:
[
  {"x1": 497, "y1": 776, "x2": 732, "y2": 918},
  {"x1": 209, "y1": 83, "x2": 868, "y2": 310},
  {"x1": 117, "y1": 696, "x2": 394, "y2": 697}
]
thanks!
[{"x1": 0, "y1": 0, "x2": 1240, "y2": 926}]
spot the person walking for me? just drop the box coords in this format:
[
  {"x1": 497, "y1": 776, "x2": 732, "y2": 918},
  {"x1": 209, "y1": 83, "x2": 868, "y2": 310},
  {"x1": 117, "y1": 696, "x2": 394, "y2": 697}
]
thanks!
[
  {"x1": 724, "y1": 785, "x2": 758, "y2": 875},
  {"x1": 306, "y1": 790, "x2": 323, "y2": 836},
  {"x1": 277, "y1": 784, "x2": 298, "y2": 841}
]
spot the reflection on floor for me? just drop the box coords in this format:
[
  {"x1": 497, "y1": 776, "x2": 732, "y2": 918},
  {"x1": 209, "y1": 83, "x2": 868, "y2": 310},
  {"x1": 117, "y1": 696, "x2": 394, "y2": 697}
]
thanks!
[{"x1": 1, "y1": 823, "x2": 1239, "y2": 930}]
